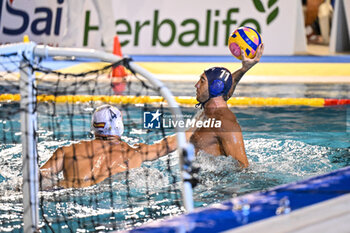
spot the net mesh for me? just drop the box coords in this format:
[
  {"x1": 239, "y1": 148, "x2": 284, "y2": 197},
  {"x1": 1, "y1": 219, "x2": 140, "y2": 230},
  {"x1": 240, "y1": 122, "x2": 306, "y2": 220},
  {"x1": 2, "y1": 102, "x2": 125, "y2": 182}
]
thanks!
[{"x1": 0, "y1": 52, "x2": 184, "y2": 232}]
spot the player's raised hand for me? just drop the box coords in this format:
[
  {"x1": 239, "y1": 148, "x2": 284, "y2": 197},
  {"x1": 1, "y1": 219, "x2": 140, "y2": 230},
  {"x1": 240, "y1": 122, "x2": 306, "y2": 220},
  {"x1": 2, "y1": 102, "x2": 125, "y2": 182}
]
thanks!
[
  {"x1": 224, "y1": 43, "x2": 264, "y2": 101},
  {"x1": 241, "y1": 43, "x2": 264, "y2": 72}
]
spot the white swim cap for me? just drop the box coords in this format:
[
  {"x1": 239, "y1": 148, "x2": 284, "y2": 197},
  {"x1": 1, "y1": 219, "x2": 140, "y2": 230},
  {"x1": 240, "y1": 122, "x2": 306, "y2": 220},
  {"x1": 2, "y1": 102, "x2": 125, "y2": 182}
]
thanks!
[{"x1": 91, "y1": 105, "x2": 124, "y2": 136}]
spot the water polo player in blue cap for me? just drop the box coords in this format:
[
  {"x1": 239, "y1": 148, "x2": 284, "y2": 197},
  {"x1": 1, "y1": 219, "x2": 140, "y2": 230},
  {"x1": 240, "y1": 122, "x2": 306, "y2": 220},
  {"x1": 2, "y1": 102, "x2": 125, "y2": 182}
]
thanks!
[{"x1": 187, "y1": 43, "x2": 264, "y2": 168}]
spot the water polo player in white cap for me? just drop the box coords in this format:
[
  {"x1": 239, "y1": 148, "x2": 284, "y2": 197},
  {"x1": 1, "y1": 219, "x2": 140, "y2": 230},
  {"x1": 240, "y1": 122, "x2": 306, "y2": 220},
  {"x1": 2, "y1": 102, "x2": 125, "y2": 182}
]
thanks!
[{"x1": 40, "y1": 105, "x2": 177, "y2": 189}]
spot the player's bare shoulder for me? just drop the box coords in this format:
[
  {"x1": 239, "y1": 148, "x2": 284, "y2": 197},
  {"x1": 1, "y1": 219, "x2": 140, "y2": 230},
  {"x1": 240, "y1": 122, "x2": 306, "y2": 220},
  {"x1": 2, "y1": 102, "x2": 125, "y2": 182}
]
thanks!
[
  {"x1": 214, "y1": 107, "x2": 237, "y2": 121},
  {"x1": 215, "y1": 108, "x2": 241, "y2": 132}
]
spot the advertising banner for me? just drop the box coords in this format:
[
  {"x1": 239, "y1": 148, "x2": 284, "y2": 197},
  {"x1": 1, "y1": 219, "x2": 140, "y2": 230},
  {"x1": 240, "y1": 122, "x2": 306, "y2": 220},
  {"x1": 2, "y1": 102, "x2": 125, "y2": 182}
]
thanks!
[
  {"x1": 0, "y1": 0, "x2": 67, "y2": 47},
  {"x1": 0, "y1": 0, "x2": 307, "y2": 55}
]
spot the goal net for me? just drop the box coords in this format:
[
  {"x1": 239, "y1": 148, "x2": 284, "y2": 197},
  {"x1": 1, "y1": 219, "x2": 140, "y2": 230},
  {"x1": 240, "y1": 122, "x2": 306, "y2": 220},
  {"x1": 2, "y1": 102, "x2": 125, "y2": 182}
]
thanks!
[{"x1": 0, "y1": 43, "x2": 193, "y2": 232}]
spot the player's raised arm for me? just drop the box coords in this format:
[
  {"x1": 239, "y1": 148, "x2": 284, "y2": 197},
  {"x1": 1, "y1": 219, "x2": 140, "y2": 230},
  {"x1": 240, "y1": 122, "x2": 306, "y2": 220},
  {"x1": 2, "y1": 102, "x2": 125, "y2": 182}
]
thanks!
[
  {"x1": 134, "y1": 134, "x2": 178, "y2": 162},
  {"x1": 224, "y1": 43, "x2": 264, "y2": 100}
]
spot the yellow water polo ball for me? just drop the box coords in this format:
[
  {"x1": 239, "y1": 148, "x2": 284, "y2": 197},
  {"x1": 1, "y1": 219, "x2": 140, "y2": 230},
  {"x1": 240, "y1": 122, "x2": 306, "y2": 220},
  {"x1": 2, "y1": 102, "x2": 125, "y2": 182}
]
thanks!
[{"x1": 228, "y1": 26, "x2": 262, "y2": 60}]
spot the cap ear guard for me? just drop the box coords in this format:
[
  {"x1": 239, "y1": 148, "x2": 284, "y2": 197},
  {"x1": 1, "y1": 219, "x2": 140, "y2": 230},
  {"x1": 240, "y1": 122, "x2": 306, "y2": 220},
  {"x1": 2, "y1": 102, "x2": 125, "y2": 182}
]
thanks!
[{"x1": 209, "y1": 79, "x2": 225, "y2": 97}]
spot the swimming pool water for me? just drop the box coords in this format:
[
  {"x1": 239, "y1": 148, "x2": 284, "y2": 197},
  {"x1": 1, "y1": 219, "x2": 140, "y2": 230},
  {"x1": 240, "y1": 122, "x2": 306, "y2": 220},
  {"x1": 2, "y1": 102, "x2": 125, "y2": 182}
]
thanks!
[{"x1": 0, "y1": 103, "x2": 349, "y2": 232}]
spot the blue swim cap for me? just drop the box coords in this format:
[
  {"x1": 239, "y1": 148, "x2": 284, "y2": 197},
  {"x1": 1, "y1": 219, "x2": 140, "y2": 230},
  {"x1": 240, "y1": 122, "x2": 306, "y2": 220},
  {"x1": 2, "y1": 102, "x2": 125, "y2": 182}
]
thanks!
[{"x1": 204, "y1": 67, "x2": 232, "y2": 98}]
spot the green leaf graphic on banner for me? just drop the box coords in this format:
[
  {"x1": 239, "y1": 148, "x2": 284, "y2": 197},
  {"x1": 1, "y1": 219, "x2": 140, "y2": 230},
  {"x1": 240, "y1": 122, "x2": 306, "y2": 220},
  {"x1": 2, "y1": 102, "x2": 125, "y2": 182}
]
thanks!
[
  {"x1": 268, "y1": 0, "x2": 278, "y2": 8},
  {"x1": 267, "y1": 7, "x2": 279, "y2": 25},
  {"x1": 253, "y1": 0, "x2": 265, "y2": 12}
]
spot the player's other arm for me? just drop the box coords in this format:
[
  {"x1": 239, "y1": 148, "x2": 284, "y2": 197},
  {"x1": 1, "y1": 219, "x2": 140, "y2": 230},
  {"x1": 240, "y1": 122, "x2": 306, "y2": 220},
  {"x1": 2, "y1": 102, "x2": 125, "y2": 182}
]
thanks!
[
  {"x1": 216, "y1": 120, "x2": 249, "y2": 168},
  {"x1": 39, "y1": 148, "x2": 65, "y2": 190},
  {"x1": 134, "y1": 135, "x2": 178, "y2": 162},
  {"x1": 134, "y1": 127, "x2": 194, "y2": 162},
  {"x1": 40, "y1": 147, "x2": 65, "y2": 178}
]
